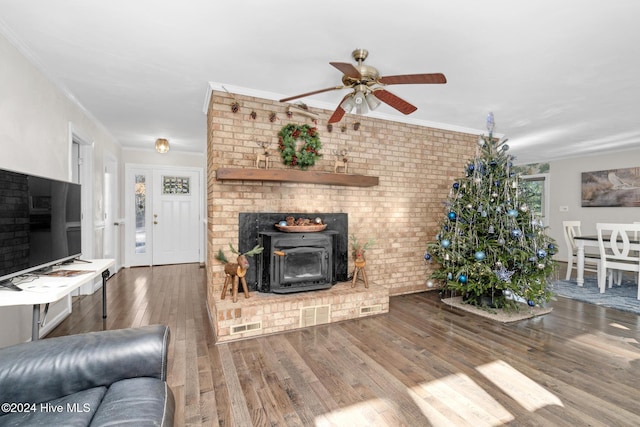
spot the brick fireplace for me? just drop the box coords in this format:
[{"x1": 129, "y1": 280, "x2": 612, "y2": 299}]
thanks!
[{"x1": 205, "y1": 87, "x2": 477, "y2": 342}]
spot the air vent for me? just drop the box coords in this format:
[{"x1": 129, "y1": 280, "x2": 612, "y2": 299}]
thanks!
[
  {"x1": 230, "y1": 321, "x2": 262, "y2": 335},
  {"x1": 360, "y1": 304, "x2": 383, "y2": 315},
  {"x1": 300, "y1": 305, "x2": 331, "y2": 327}
]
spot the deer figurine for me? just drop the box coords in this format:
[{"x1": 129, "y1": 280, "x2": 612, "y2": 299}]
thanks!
[
  {"x1": 350, "y1": 235, "x2": 374, "y2": 288},
  {"x1": 333, "y1": 148, "x2": 348, "y2": 174},
  {"x1": 216, "y1": 243, "x2": 263, "y2": 303},
  {"x1": 255, "y1": 141, "x2": 271, "y2": 169}
]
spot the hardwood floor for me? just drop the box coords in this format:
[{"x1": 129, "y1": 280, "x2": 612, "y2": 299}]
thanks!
[{"x1": 48, "y1": 264, "x2": 640, "y2": 426}]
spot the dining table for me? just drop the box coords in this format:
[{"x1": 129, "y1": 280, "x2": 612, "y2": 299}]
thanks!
[{"x1": 573, "y1": 234, "x2": 640, "y2": 286}]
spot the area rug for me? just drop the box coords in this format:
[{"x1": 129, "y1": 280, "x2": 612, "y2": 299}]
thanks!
[
  {"x1": 551, "y1": 276, "x2": 640, "y2": 315},
  {"x1": 441, "y1": 296, "x2": 553, "y2": 323}
]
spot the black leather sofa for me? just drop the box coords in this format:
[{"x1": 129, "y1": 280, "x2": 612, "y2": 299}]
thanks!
[{"x1": 0, "y1": 325, "x2": 175, "y2": 426}]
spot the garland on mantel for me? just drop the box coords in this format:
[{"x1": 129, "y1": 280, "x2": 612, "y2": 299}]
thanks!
[{"x1": 277, "y1": 124, "x2": 322, "y2": 170}]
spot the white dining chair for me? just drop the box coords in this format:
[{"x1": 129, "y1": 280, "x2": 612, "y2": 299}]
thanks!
[
  {"x1": 563, "y1": 220, "x2": 600, "y2": 280},
  {"x1": 596, "y1": 223, "x2": 640, "y2": 299}
]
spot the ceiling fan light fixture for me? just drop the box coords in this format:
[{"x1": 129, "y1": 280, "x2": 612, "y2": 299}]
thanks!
[
  {"x1": 365, "y1": 92, "x2": 381, "y2": 110},
  {"x1": 155, "y1": 138, "x2": 170, "y2": 154},
  {"x1": 280, "y1": 48, "x2": 446, "y2": 124},
  {"x1": 355, "y1": 99, "x2": 368, "y2": 115},
  {"x1": 340, "y1": 95, "x2": 355, "y2": 113},
  {"x1": 353, "y1": 91, "x2": 368, "y2": 114}
]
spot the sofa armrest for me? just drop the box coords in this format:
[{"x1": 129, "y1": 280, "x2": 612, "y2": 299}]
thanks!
[{"x1": 0, "y1": 325, "x2": 170, "y2": 405}]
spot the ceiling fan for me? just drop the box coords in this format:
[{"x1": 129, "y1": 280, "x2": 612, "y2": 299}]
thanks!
[{"x1": 279, "y1": 48, "x2": 446, "y2": 123}]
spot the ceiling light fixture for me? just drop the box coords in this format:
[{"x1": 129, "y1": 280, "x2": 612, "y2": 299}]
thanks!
[
  {"x1": 365, "y1": 92, "x2": 381, "y2": 110},
  {"x1": 155, "y1": 138, "x2": 170, "y2": 154},
  {"x1": 340, "y1": 95, "x2": 356, "y2": 113},
  {"x1": 353, "y1": 91, "x2": 368, "y2": 115},
  {"x1": 340, "y1": 84, "x2": 378, "y2": 117}
]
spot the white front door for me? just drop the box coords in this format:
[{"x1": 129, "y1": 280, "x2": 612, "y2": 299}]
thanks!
[
  {"x1": 152, "y1": 169, "x2": 201, "y2": 265},
  {"x1": 125, "y1": 165, "x2": 202, "y2": 267}
]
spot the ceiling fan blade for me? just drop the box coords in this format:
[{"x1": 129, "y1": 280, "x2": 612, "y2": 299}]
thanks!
[
  {"x1": 330, "y1": 62, "x2": 362, "y2": 79},
  {"x1": 378, "y1": 73, "x2": 447, "y2": 85},
  {"x1": 279, "y1": 86, "x2": 343, "y2": 103},
  {"x1": 328, "y1": 95, "x2": 350, "y2": 123},
  {"x1": 373, "y1": 89, "x2": 418, "y2": 115}
]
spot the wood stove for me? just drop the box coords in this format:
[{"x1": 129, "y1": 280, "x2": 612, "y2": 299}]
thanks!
[
  {"x1": 238, "y1": 212, "x2": 348, "y2": 292},
  {"x1": 258, "y1": 231, "x2": 337, "y2": 293}
]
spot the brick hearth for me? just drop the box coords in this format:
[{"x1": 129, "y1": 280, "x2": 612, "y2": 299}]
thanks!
[{"x1": 211, "y1": 281, "x2": 389, "y2": 343}]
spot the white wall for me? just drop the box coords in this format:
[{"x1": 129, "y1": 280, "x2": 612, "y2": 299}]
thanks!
[
  {"x1": 548, "y1": 148, "x2": 640, "y2": 264},
  {"x1": 0, "y1": 32, "x2": 122, "y2": 347},
  {"x1": 0, "y1": 32, "x2": 207, "y2": 347}
]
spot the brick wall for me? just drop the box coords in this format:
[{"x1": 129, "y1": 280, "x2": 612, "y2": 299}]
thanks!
[{"x1": 206, "y1": 90, "x2": 477, "y2": 312}]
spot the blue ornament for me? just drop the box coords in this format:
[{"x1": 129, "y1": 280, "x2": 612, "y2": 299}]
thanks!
[
  {"x1": 447, "y1": 272, "x2": 453, "y2": 280},
  {"x1": 452, "y1": 182, "x2": 460, "y2": 189},
  {"x1": 468, "y1": 164, "x2": 475, "y2": 172},
  {"x1": 537, "y1": 249, "x2": 547, "y2": 259},
  {"x1": 547, "y1": 243, "x2": 555, "y2": 250},
  {"x1": 511, "y1": 229, "x2": 522, "y2": 238},
  {"x1": 440, "y1": 239, "x2": 451, "y2": 248},
  {"x1": 527, "y1": 300, "x2": 535, "y2": 307},
  {"x1": 474, "y1": 251, "x2": 486, "y2": 261},
  {"x1": 447, "y1": 212, "x2": 457, "y2": 220},
  {"x1": 458, "y1": 274, "x2": 467, "y2": 283},
  {"x1": 424, "y1": 253, "x2": 432, "y2": 261},
  {"x1": 507, "y1": 209, "x2": 519, "y2": 217}
]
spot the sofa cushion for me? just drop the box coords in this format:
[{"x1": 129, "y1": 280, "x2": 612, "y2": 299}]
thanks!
[
  {"x1": 89, "y1": 377, "x2": 175, "y2": 427},
  {"x1": 0, "y1": 325, "x2": 169, "y2": 405},
  {"x1": 0, "y1": 386, "x2": 106, "y2": 426}
]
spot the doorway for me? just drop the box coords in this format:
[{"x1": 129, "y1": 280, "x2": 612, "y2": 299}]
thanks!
[
  {"x1": 103, "y1": 154, "x2": 120, "y2": 270},
  {"x1": 125, "y1": 165, "x2": 203, "y2": 267}
]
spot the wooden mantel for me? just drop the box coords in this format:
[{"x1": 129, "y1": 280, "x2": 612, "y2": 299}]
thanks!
[{"x1": 216, "y1": 168, "x2": 379, "y2": 187}]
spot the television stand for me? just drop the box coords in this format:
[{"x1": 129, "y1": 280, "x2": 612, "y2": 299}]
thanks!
[
  {"x1": 0, "y1": 259, "x2": 115, "y2": 341},
  {"x1": 61, "y1": 258, "x2": 92, "y2": 265},
  {"x1": 0, "y1": 280, "x2": 23, "y2": 291}
]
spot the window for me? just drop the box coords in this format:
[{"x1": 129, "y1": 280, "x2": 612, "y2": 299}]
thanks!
[
  {"x1": 135, "y1": 174, "x2": 146, "y2": 254},
  {"x1": 521, "y1": 174, "x2": 549, "y2": 226}
]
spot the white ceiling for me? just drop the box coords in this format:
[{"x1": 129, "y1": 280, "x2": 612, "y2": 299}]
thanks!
[{"x1": 1, "y1": 0, "x2": 639, "y2": 164}]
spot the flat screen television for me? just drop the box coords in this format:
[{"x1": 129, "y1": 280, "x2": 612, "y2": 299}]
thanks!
[{"x1": 0, "y1": 168, "x2": 82, "y2": 287}]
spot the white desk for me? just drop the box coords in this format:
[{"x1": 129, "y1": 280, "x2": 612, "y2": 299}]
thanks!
[
  {"x1": 0, "y1": 259, "x2": 115, "y2": 341},
  {"x1": 573, "y1": 236, "x2": 640, "y2": 286}
]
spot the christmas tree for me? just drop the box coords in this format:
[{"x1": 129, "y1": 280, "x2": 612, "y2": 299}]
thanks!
[{"x1": 425, "y1": 113, "x2": 557, "y2": 308}]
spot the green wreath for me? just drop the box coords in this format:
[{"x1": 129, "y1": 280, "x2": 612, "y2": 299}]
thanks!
[{"x1": 277, "y1": 124, "x2": 322, "y2": 169}]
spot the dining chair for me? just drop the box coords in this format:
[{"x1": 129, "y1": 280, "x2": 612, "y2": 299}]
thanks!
[
  {"x1": 596, "y1": 223, "x2": 640, "y2": 299},
  {"x1": 563, "y1": 220, "x2": 599, "y2": 280}
]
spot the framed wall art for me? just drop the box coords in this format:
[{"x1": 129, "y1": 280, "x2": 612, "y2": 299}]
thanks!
[{"x1": 581, "y1": 166, "x2": 640, "y2": 207}]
